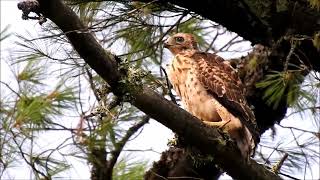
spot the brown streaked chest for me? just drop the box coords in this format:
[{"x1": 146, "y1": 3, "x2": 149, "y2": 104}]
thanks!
[
  {"x1": 167, "y1": 55, "x2": 194, "y2": 96},
  {"x1": 167, "y1": 55, "x2": 220, "y2": 122}
]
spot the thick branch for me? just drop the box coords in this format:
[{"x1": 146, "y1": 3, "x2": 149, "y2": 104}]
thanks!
[
  {"x1": 138, "y1": 0, "x2": 320, "y2": 45},
  {"x1": 18, "y1": 0, "x2": 281, "y2": 179},
  {"x1": 138, "y1": 0, "x2": 274, "y2": 45}
]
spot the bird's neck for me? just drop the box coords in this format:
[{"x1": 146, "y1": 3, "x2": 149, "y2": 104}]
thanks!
[{"x1": 175, "y1": 49, "x2": 197, "y2": 57}]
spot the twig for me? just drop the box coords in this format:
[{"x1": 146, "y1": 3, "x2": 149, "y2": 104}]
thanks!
[
  {"x1": 84, "y1": 66, "x2": 101, "y2": 101},
  {"x1": 218, "y1": 35, "x2": 239, "y2": 51},
  {"x1": 160, "y1": 66, "x2": 178, "y2": 104},
  {"x1": 289, "y1": 129, "x2": 310, "y2": 180},
  {"x1": 277, "y1": 124, "x2": 318, "y2": 135},
  {"x1": 283, "y1": 39, "x2": 297, "y2": 72},
  {"x1": 106, "y1": 116, "x2": 150, "y2": 179},
  {"x1": 0, "y1": 81, "x2": 21, "y2": 97},
  {"x1": 11, "y1": 131, "x2": 48, "y2": 179},
  {"x1": 277, "y1": 172, "x2": 300, "y2": 180},
  {"x1": 271, "y1": 153, "x2": 288, "y2": 174}
]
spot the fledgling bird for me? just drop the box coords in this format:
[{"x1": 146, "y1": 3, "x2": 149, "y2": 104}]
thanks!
[{"x1": 164, "y1": 33, "x2": 259, "y2": 159}]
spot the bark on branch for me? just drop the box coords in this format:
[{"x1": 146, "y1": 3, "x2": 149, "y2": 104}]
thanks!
[{"x1": 17, "y1": 0, "x2": 281, "y2": 179}]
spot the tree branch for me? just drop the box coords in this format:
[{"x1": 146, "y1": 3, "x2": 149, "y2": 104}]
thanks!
[{"x1": 137, "y1": 0, "x2": 320, "y2": 72}]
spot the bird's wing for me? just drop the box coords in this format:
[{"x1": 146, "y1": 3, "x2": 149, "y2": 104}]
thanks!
[{"x1": 192, "y1": 52, "x2": 259, "y2": 142}]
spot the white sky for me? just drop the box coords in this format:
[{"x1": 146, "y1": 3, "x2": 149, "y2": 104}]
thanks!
[{"x1": 1, "y1": 1, "x2": 319, "y2": 180}]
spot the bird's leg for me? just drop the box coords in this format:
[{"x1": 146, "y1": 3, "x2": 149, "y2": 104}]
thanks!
[{"x1": 203, "y1": 119, "x2": 231, "y2": 129}]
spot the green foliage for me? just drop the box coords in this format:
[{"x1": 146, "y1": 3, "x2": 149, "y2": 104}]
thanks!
[
  {"x1": 312, "y1": 31, "x2": 320, "y2": 51},
  {"x1": 244, "y1": 0, "x2": 272, "y2": 25},
  {"x1": 276, "y1": 0, "x2": 289, "y2": 12},
  {"x1": 31, "y1": 155, "x2": 70, "y2": 178},
  {"x1": 15, "y1": 87, "x2": 75, "y2": 126},
  {"x1": 14, "y1": 60, "x2": 76, "y2": 127},
  {"x1": 247, "y1": 56, "x2": 258, "y2": 69},
  {"x1": 117, "y1": 24, "x2": 156, "y2": 66},
  {"x1": 17, "y1": 59, "x2": 46, "y2": 84},
  {"x1": 113, "y1": 158, "x2": 147, "y2": 180},
  {"x1": 69, "y1": 0, "x2": 104, "y2": 25},
  {"x1": 15, "y1": 95, "x2": 51, "y2": 126},
  {"x1": 308, "y1": 0, "x2": 320, "y2": 10},
  {"x1": 256, "y1": 70, "x2": 306, "y2": 109},
  {"x1": 1, "y1": 46, "x2": 77, "y2": 178}
]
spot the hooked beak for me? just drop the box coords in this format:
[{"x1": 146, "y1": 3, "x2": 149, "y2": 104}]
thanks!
[{"x1": 163, "y1": 38, "x2": 171, "y2": 49}]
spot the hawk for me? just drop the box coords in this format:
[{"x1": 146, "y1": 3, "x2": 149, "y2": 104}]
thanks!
[{"x1": 164, "y1": 33, "x2": 259, "y2": 159}]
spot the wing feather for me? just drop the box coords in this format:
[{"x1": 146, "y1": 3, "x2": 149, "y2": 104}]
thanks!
[{"x1": 192, "y1": 52, "x2": 259, "y2": 142}]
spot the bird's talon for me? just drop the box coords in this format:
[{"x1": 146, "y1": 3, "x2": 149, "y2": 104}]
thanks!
[
  {"x1": 203, "y1": 120, "x2": 231, "y2": 129},
  {"x1": 220, "y1": 119, "x2": 231, "y2": 129}
]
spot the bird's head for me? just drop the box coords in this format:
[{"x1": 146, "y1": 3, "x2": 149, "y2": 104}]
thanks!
[{"x1": 164, "y1": 33, "x2": 198, "y2": 55}]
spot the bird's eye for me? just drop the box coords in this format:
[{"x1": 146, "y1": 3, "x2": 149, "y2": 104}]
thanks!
[{"x1": 175, "y1": 37, "x2": 184, "y2": 43}]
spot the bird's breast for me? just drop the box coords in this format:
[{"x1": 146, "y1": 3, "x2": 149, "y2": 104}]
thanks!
[{"x1": 167, "y1": 55, "x2": 220, "y2": 122}]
